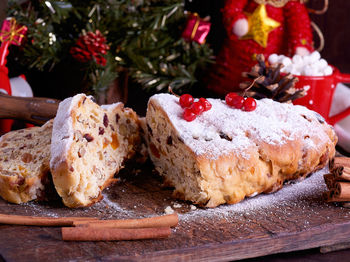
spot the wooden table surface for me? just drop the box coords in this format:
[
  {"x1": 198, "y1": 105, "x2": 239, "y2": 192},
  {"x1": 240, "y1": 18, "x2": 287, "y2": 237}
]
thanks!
[{"x1": 0, "y1": 163, "x2": 350, "y2": 262}]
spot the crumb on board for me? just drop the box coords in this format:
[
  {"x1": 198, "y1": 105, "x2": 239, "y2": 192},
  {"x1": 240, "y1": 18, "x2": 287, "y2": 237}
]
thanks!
[
  {"x1": 164, "y1": 206, "x2": 174, "y2": 214},
  {"x1": 173, "y1": 203, "x2": 182, "y2": 208}
]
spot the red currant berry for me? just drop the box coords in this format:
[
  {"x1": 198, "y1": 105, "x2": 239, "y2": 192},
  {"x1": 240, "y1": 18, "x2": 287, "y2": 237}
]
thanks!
[
  {"x1": 183, "y1": 108, "x2": 197, "y2": 121},
  {"x1": 225, "y1": 92, "x2": 238, "y2": 106},
  {"x1": 179, "y1": 94, "x2": 194, "y2": 108},
  {"x1": 189, "y1": 101, "x2": 204, "y2": 115},
  {"x1": 227, "y1": 94, "x2": 245, "y2": 109},
  {"x1": 199, "y1": 98, "x2": 212, "y2": 111},
  {"x1": 243, "y1": 97, "x2": 257, "y2": 111}
]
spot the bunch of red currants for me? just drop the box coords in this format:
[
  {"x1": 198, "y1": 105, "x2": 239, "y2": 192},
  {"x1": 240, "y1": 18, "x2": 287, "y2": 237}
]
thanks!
[
  {"x1": 179, "y1": 94, "x2": 212, "y2": 122},
  {"x1": 179, "y1": 93, "x2": 257, "y2": 122},
  {"x1": 225, "y1": 93, "x2": 257, "y2": 112}
]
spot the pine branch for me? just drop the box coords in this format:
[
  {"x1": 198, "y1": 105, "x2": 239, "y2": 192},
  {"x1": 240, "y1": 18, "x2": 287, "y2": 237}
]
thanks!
[{"x1": 7, "y1": 0, "x2": 213, "y2": 95}]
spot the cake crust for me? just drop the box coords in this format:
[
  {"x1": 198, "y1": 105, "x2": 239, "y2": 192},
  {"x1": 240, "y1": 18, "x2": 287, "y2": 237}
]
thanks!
[{"x1": 146, "y1": 94, "x2": 337, "y2": 207}]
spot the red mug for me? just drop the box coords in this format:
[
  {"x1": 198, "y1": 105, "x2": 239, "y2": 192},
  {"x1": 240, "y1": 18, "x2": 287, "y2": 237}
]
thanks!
[{"x1": 293, "y1": 67, "x2": 350, "y2": 125}]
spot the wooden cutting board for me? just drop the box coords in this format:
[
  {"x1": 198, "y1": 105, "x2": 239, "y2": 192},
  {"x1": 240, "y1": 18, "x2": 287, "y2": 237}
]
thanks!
[{"x1": 0, "y1": 165, "x2": 350, "y2": 262}]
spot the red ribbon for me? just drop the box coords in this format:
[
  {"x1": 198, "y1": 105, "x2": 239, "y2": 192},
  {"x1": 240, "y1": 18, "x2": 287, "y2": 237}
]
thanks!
[{"x1": 0, "y1": 18, "x2": 28, "y2": 66}]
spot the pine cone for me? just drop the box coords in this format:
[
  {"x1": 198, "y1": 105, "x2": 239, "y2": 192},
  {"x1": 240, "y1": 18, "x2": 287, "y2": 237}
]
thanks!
[{"x1": 239, "y1": 54, "x2": 306, "y2": 103}]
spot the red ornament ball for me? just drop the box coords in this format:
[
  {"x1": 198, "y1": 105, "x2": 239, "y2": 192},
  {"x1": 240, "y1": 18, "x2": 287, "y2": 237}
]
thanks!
[
  {"x1": 226, "y1": 93, "x2": 244, "y2": 109},
  {"x1": 179, "y1": 94, "x2": 194, "y2": 108},
  {"x1": 199, "y1": 98, "x2": 212, "y2": 111},
  {"x1": 183, "y1": 108, "x2": 197, "y2": 122},
  {"x1": 243, "y1": 97, "x2": 257, "y2": 112}
]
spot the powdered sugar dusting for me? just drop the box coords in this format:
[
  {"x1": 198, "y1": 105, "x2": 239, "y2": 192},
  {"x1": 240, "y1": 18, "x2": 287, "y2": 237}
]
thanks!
[
  {"x1": 150, "y1": 93, "x2": 331, "y2": 160},
  {"x1": 100, "y1": 193, "x2": 134, "y2": 215},
  {"x1": 181, "y1": 167, "x2": 328, "y2": 221},
  {"x1": 16, "y1": 190, "x2": 136, "y2": 219},
  {"x1": 101, "y1": 102, "x2": 122, "y2": 111},
  {"x1": 50, "y1": 94, "x2": 84, "y2": 170},
  {"x1": 23, "y1": 202, "x2": 61, "y2": 218}
]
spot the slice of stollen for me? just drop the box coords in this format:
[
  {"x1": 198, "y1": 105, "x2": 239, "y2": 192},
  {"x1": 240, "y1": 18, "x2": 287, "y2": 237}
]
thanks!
[
  {"x1": 50, "y1": 94, "x2": 141, "y2": 207},
  {"x1": 0, "y1": 120, "x2": 53, "y2": 204}
]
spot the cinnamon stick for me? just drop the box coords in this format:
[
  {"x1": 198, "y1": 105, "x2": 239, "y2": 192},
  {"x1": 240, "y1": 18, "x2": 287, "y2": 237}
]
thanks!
[
  {"x1": 324, "y1": 173, "x2": 335, "y2": 190},
  {"x1": 324, "y1": 190, "x2": 350, "y2": 203},
  {"x1": 330, "y1": 157, "x2": 350, "y2": 170},
  {"x1": 325, "y1": 182, "x2": 350, "y2": 202},
  {"x1": 73, "y1": 213, "x2": 178, "y2": 229},
  {"x1": 334, "y1": 182, "x2": 350, "y2": 199},
  {"x1": 333, "y1": 166, "x2": 350, "y2": 181},
  {"x1": 62, "y1": 226, "x2": 171, "y2": 241},
  {"x1": 0, "y1": 214, "x2": 96, "y2": 226}
]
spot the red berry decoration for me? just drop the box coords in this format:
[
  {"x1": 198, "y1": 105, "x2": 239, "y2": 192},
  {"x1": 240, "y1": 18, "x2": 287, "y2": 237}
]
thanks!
[
  {"x1": 178, "y1": 94, "x2": 211, "y2": 121},
  {"x1": 183, "y1": 108, "x2": 197, "y2": 122},
  {"x1": 243, "y1": 97, "x2": 257, "y2": 112},
  {"x1": 199, "y1": 98, "x2": 212, "y2": 111},
  {"x1": 179, "y1": 94, "x2": 194, "y2": 108},
  {"x1": 70, "y1": 30, "x2": 109, "y2": 66},
  {"x1": 225, "y1": 92, "x2": 237, "y2": 106},
  {"x1": 226, "y1": 94, "x2": 245, "y2": 109},
  {"x1": 189, "y1": 101, "x2": 204, "y2": 115}
]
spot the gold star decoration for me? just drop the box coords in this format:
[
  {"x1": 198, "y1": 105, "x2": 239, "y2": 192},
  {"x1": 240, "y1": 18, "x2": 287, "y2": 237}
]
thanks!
[{"x1": 241, "y1": 4, "x2": 280, "y2": 48}]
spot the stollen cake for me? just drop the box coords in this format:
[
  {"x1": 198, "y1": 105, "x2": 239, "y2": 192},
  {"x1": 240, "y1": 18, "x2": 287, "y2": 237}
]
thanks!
[
  {"x1": 145, "y1": 93, "x2": 337, "y2": 207},
  {"x1": 50, "y1": 94, "x2": 141, "y2": 208},
  {"x1": 0, "y1": 120, "x2": 53, "y2": 204}
]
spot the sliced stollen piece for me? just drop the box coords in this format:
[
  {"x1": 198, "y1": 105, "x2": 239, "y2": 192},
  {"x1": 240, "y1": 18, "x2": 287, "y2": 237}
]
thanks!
[
  {"x1": 0, "y1": 120, "x2": 53, "y2": 204},
  {"x1": 146, "y1": 93, "x2": 337, "y2": 208},
  {"x1": 50, "y1": 94, "x2": 141, "y2": 208}
]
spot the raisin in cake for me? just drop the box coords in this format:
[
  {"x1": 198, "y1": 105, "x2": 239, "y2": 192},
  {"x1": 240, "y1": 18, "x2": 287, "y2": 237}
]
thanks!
[
  {"x1": 146, "y1": 94, "x2": 337, "y2": 207},
  {"x1": 50, "y1": 94, "x2": 141, "y2": 208},
  {"x1": 0, "y1": 120, "x2": 53, "y2": 204}
]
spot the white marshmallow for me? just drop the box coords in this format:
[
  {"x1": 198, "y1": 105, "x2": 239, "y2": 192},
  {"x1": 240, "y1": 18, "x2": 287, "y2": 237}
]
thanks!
[
  {"x1": 269, "y1": 52, "x2": 330, "y2": 77},
  {"x1": 268, "y1": 54, "x2": 279, "y2": 64},
  {"x1": 314, "y1": 71, "x2": 324, "y2": 77},
  {"x1": 291, "y1": 69, "x2": 301, "y2": 76},
  {"x1": 292, "y1": 54, "x2": 303, "y2": 65},
  {"x1": 277, "y1": 55, "x2": 287, "y2": 63},
  {"x1": 324, "y1": 66, "x2": 333, "y2": 76},
  {"x1": 303, "y1": 65, "x2": 317, "y2": 76},
  {"x1": 303, "y1": 55, "x2": 312, "y2": 65},
  {"x1": 281, "y1": 64, "x2": 292, "y2": 73},
  {"x1": 282, "y1": 57, "x2": 292, "y2": 66},
  {"x1": 318, "y1": 59, "x2": 328, "y2": 69},
  {"x1": 312, "y1": 61, "x2": 322, "y2": 71},
  {"x1": 309, "y1": 51, "x2": 321, "y2": 63},
  {"x1": 273, "y1": 55, "x2": 283, "y2": 64}
]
